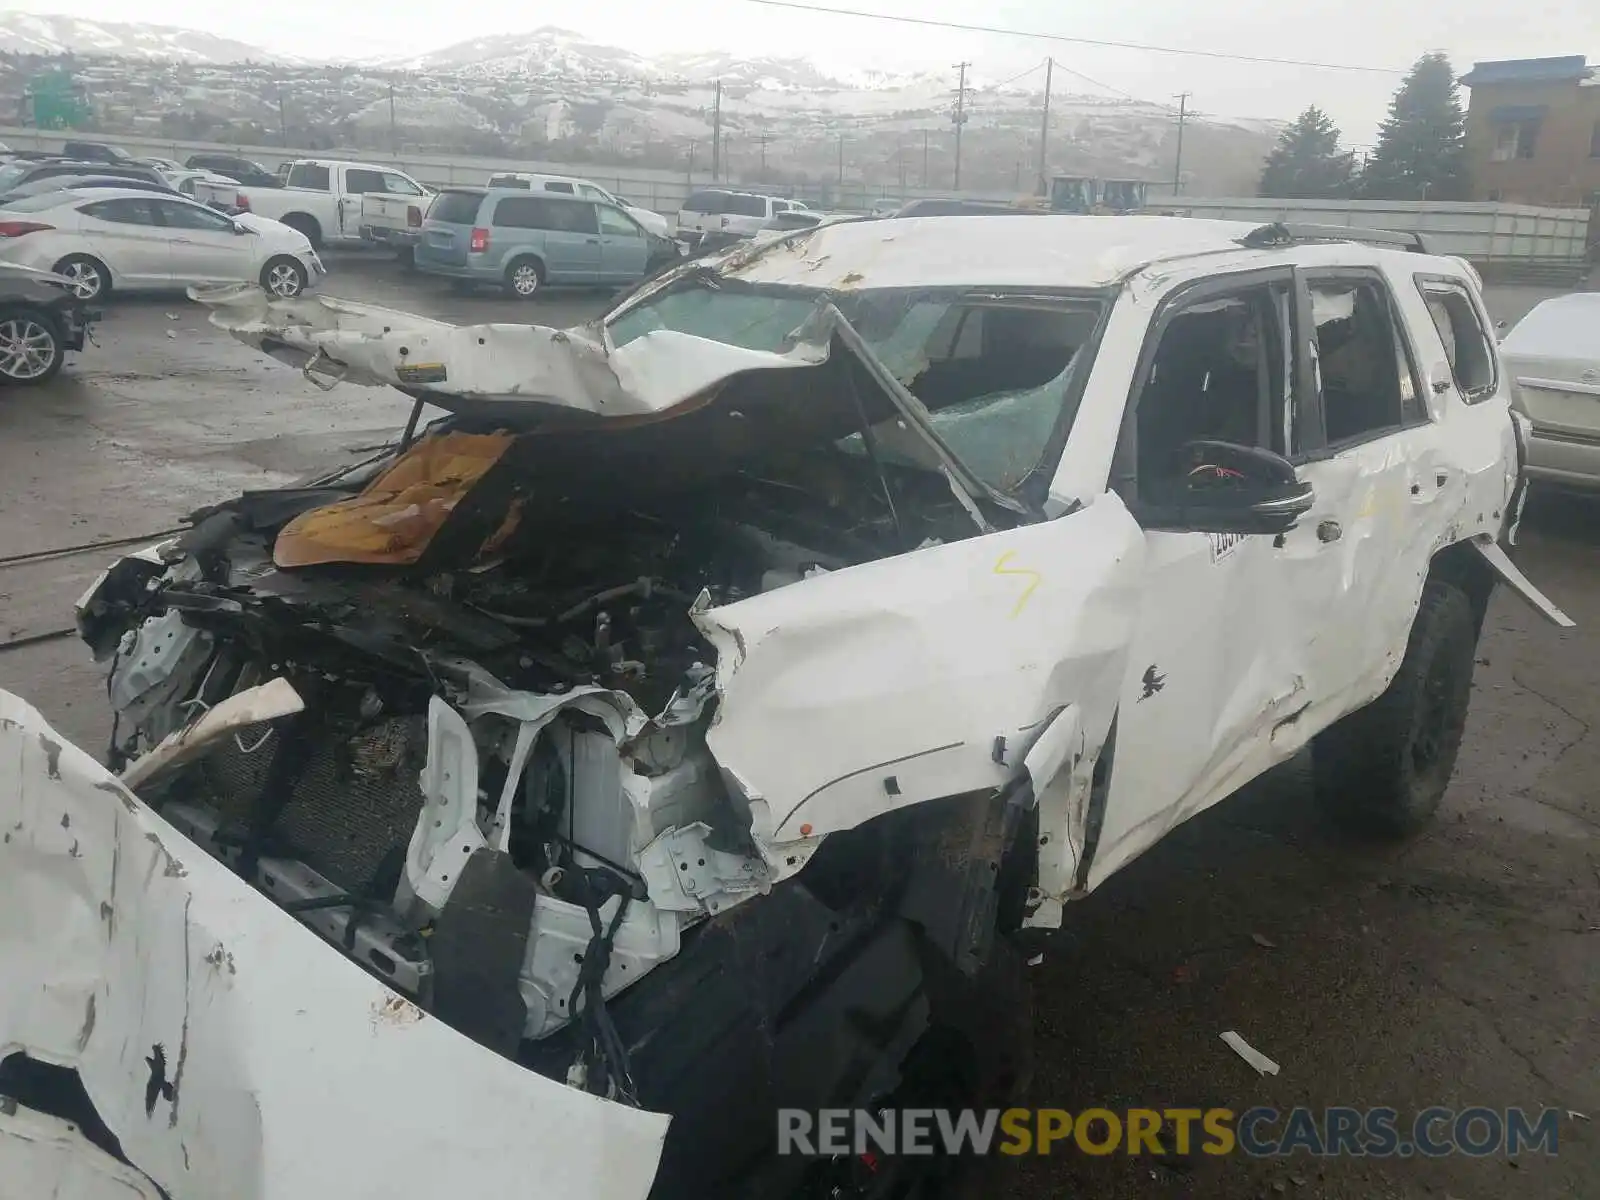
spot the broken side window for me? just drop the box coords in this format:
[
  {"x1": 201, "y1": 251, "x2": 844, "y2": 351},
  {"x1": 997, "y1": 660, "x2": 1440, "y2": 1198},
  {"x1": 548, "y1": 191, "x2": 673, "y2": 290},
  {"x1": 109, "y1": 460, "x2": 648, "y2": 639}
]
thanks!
[{"x1": 1306, "y1": 277, "x2": 1420, "y2": 443}]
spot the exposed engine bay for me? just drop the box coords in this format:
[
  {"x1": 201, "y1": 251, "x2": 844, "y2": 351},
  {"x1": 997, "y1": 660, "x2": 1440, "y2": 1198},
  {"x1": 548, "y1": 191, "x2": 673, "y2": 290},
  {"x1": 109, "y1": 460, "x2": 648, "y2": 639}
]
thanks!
[{"x1": 76, "y1": 344, "x2": 1043, "y2": 1191}]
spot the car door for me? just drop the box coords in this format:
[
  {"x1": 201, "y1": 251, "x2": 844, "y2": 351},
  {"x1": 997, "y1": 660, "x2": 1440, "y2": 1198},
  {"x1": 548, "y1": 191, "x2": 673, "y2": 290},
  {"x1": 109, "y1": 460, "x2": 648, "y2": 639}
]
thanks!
[
  {"x1": 151, "y1": 197, "x2": 252, "y2": 286},
  {"x1": 1282, "y1": 266, "x2": 1455, "y2": 721},
  {"x1": 537, "y1": 198, "x2": 601, "y2": 282},
  {"x1": 339, "y1": 167, "x2": 388, "y2": 238},
  {"x1": 596, "y1": 203, "x2": 648, "y2": 283},
  {"x1": 74, "y1": 196, "x2": 172, "y2": 286},
  {"x1": 1087, "y1": 268, "x2": 1310, "y2": 889}
]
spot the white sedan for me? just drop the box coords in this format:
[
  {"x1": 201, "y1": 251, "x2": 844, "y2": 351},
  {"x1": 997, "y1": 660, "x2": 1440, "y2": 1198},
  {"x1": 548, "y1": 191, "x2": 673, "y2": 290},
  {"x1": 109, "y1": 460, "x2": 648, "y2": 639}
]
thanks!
[{"x1": 0, "y1": 187, "x2": 324, "y2": 300}]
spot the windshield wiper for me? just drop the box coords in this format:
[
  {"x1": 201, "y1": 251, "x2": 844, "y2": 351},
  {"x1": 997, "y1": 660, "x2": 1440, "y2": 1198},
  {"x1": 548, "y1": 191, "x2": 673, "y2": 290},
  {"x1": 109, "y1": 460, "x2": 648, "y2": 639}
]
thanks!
[{"x1": 819, "y1": 303, "x2": 1034, "y2": 533}]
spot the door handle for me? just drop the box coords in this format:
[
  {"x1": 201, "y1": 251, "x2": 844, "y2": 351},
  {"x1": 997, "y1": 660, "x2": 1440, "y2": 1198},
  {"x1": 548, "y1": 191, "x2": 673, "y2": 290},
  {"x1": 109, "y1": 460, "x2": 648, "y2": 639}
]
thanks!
[{"x1": 586, "y1": 237, "x2": 601, "y2": 244}]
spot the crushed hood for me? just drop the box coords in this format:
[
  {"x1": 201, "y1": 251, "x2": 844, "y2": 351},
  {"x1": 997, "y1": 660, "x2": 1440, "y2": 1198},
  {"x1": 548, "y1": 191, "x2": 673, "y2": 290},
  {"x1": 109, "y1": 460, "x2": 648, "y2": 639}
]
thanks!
[
  {"x1": 194, "y1": 288, "x2": 829, "y2": 421},
  {"x1": 0, "y1": 689, "x2": 668, "y2": 1200}
]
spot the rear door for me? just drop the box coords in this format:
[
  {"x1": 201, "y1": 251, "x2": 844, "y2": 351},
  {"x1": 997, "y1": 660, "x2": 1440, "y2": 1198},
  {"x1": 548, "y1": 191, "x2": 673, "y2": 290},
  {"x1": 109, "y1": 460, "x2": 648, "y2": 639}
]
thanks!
[
  {"x1": 721, "y1": 191, "x2": 767, "y2": 236},
  {"x1": 1283, "y1": 267, "x2": 1442, "y2": 719},
  {"x1": 596, "y1": 203, "x2": 648, "y2": 283},
  {"x1": 74, "y1": 196, "x2": 172, "y2": 286},
  {"x1": 151, "y1": 197, "x2": 253, "y2": 286}
]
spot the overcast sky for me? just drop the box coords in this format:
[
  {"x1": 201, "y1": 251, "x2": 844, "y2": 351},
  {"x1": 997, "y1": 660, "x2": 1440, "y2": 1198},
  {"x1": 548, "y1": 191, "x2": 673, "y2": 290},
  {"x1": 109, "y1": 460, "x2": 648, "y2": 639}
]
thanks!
[{"x1": 12, "y1": 0, "x2": 1600, "y2": 141}]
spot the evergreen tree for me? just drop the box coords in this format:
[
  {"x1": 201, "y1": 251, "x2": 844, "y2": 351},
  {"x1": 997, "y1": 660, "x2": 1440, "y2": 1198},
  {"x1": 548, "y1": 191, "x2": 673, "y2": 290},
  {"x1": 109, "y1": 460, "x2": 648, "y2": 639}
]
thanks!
[
  {"x1": 1258, "y1": 106, "x2": 1355, "y2": 198},
  {"x1": 1360, "y1": 52, "x2": 1468, "y2": 200}
]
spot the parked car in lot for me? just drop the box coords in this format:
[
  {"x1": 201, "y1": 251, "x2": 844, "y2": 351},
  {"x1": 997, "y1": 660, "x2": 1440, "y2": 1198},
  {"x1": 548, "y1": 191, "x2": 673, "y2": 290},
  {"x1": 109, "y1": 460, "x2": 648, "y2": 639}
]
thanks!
[
  {"x1": 0, "y1": 173, "x2": 180, "y2": 208},
  {"x1": 0, "y1": 262, "x2": 95, "y2": 385},
  {"x1": 60, "y1": 140, "x2": 133, "y2": 164},
  {"x1": 195, "y1": 158, "x2": 428, "y2": 249},
  {"x1": 414, "y1": 187, "x2": 680, "y2": 297},
  {"x1": 485, "y1": 172, "x2": 673, "y2": 239},
  {"x1": 27, "y1": 215, "x2": 1568, "y2": 1200},
  {"x1": 0, "y1": 187, "x2": 324, "y2": 300},
  {"x1": 183, "y1": 153, "x2": 281, "y2": 189},
  {"x1": 164, "y1": 169, "x2": 245, "y2": 203},
  {"x1": 675, "y1": 188, "x2": 800, "y2": 247},
  {"x1": 1498, "y1": 291, "x2": 1600, "y2": 491},
  {"x1": 0, "y1": 159, "x2": 167, "y2": 194}
]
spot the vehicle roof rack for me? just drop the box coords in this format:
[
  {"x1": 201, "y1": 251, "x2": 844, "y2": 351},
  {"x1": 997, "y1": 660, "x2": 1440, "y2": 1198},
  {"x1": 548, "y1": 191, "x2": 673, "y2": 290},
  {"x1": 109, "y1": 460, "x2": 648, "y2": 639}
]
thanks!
[{"x1": 1239, "y1": 221, "x2": 1434, "y2": 255}]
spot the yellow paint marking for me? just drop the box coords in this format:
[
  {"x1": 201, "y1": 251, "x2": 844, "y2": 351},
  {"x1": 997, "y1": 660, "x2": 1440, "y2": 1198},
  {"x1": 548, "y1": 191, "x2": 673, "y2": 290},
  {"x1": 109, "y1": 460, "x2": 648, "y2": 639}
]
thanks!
[{"x1": 993, "y1": 551, "x2": 1043, "y2": 618}]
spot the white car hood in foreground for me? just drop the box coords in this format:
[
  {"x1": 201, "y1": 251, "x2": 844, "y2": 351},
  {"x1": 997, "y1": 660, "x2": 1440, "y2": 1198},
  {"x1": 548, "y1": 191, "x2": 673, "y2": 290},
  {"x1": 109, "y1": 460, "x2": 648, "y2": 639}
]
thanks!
[{"x1": 0, "y1": 690, "x2": 668, "y2": 1200}]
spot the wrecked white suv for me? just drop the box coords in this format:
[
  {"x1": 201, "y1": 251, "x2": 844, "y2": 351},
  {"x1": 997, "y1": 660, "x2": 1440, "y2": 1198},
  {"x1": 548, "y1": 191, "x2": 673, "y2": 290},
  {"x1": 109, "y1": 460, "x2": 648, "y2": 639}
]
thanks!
[{"x1": 2, "y1": 215, "x2": 1572, "y2": 1200}]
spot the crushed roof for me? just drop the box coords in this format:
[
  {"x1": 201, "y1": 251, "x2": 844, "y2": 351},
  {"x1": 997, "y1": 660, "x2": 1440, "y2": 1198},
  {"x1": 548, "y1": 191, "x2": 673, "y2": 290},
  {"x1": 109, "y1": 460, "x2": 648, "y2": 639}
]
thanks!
[{"x1": 720, "y1": 214, "x2": 1271, "y2": 291}]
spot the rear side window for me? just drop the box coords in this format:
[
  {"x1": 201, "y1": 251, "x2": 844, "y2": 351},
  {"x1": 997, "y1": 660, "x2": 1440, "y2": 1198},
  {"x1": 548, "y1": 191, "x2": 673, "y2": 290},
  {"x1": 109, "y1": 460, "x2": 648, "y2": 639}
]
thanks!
[
  {"x1": 493, "y1": 197, "x2": 598, "y2": 234},
  {"x1": 79, "y1": 197, "x2": 161, "y2": 225},
  {"x1": 682, "y1": 190, "x2": 726, "y2": 214},
  {"x1": 427, "y1": 191, "x2": 485, "y2": 224},
  {"x1": 724, "y1": 193, "x2": 767, "y2": 217},
  {"x1": 542, "y1": 181, "x2": 576, "y2": 194},
  {"x1": 1418, "y1": 280, "x2": 1496, "y2": 402},
  {"x1": 1306, "y1": 277, "x2": 1424, "y2": 444},
  {"x1": 287, "y1": 163, "x2": 331, "y2": 191},
  {"x1": 488, "y1": 174, "x2": 530, "y2": 189}
]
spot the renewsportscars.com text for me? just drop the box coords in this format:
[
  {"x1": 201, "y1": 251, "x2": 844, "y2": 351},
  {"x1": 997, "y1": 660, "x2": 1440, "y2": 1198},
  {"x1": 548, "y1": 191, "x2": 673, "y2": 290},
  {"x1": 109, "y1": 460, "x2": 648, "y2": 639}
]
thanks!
[{"x1": 777, "y1": 1107, "x2": 1562, "y2": 1158}]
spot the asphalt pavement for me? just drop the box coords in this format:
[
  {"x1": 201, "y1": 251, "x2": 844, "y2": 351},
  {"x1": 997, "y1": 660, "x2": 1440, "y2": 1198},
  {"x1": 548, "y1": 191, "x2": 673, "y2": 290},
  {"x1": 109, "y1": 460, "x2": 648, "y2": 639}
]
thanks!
[{"x1": 0, "y1": 252, "x2": 1594, "y2": 1199}]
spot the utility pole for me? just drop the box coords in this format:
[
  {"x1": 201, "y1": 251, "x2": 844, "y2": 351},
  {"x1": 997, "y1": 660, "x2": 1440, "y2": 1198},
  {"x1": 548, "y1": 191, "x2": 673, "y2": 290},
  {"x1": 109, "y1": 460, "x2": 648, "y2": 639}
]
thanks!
[
  {"x1": 388, "y1": 81, "x2": 397, "y2": 153},
  {"x1": 952, "y1": 61, "x2": 970, "y2": 189},
  {"x1": 897, "y1": 138, "x2": 907, "y2": 191},
  {"x1": 1172, "y1": 92, "x2": 1191, "y2": 194},
  {"x1": 1036, "y1": 57, "x2": 1053, "y2": 194},
  {"x1": 687, "y1": 138, "x2": 697, "y2": 181},
  {"x1": 711, "y1": 79, "x2": 722, "y2": 182},
  {"x1": 757, "y1": 132, "x2": 768, "y2": 180},
  {"x1": 278, "y1": 88, "x2": 288, "y2": 147},
  {"x1": 922, "y1": 130, "x2": 930, "y2": 187},
  {"x1": 837, "y1": 132, "x2": 845, "y2": 186}
]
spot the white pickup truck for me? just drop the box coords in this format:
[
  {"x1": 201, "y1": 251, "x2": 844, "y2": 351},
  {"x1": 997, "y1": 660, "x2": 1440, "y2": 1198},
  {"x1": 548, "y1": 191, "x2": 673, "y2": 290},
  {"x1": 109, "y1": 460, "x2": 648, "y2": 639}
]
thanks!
[{"x1": 194, "y1": 158, "x2": 429, "y2": 249}]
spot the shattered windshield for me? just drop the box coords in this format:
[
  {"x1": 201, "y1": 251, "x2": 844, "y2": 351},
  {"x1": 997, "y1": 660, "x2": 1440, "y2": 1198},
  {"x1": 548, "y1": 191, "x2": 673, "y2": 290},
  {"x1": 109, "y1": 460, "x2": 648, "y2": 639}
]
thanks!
[{"x1": 606, "y1": 281, "x2": 1106, "y2": 494}]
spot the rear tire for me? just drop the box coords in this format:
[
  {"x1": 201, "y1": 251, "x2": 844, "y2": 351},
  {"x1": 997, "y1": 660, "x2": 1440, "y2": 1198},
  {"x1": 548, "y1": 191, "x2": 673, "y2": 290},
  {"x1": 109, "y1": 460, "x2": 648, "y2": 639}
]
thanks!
[
  {"x1": 1313, "y1": 580, "x2": 1480, "y2": 838},
  {"x1": 504, "y1": 257, "x2": 544, "y2": 300},
  {"x1": 52, "y1": 255, "x2": 109, "y2": 303},
  {"x1": 0, "y1": 307, "x2": 65, "y2": 386},
  {"x1": 260, "y1": 256, "x2": 308, "y2": 298}
]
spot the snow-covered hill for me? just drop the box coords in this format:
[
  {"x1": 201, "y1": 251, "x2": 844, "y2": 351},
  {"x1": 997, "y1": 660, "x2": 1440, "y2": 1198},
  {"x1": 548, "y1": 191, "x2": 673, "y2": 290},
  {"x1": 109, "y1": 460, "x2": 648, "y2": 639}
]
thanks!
[{"x1": 0, "y1": 12, "x2": 283, "y2": 63}]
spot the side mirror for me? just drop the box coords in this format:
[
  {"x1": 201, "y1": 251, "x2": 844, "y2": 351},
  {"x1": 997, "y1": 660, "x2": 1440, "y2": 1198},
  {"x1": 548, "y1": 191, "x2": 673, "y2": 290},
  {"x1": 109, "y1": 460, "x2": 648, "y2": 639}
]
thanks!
[
  {"x1": 230, "y1": 221, "x2": 249, "y2": 235},
  {"x1": 1138, "y1": 440, "x2": 1315, "y2": 536}
]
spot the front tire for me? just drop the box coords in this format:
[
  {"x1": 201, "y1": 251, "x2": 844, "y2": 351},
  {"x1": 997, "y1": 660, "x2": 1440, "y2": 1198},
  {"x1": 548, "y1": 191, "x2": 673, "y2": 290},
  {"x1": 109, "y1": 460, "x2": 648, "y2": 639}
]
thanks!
[
  {"x1": 504, "y1": 258, "x2": 544, "y2": 300},
  {"x1": 52, "y1": 255, "x2": 108, "y2": 302},
  {"x1": 261, "y1": 256, "x2": 308, "y2": 298},
  {"x1": 0, "y1": 308, "x2": 65, "y2": 386},
  {"x1": 1313, "y1": 580, "x2": 1480, "y2": 838}
]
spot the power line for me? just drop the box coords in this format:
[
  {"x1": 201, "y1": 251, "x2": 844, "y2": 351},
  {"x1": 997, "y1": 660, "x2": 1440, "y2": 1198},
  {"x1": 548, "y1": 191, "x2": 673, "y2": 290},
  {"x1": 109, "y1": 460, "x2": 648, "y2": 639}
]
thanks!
[{"x1": 737, "y1": 0, "x2": 1405, "y2": 74}]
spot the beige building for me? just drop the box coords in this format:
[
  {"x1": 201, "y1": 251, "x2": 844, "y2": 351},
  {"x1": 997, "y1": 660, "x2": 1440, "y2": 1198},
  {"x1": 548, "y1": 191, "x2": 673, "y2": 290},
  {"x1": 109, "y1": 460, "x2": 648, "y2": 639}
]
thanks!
[{"x1": 1461, "y1": 56, "x2": 1600, "y2": 209}]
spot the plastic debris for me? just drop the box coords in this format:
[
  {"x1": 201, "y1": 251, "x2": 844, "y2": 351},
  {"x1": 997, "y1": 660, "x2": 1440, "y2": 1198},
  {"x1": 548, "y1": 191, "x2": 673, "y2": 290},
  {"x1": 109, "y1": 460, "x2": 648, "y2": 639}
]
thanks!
[
  {"x1": 166, "y1": 312, "x2": 180, "y2": 320},
  {"x1": 1027, "y1": 953, "x2": 1044, "y2": 967},
  {"x1": 1569, "y1": 1111, "x2": 1589, "y2": 1121},
  {"x1": 166, "y1": 330, "x2": 177, "y2": 339},
  {"x1": 1220, "y1": 1030, "x2": 1280, "y2": 1076},
  {"x1": 1251, "y1": 932, "x2": 1278, "y2": 949}
]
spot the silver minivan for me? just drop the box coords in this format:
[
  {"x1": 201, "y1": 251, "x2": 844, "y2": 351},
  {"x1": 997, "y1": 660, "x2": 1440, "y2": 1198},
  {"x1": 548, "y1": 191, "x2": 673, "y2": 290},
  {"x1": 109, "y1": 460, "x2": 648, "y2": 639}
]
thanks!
[{"x1": 414, "y1": 188, "x2": 677, "y2": 298}]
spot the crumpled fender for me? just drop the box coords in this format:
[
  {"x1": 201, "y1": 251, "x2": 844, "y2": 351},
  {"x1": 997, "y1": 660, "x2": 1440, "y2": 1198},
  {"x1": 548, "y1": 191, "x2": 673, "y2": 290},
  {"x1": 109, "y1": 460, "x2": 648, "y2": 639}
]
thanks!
[{"x1": 0, "y1": 690, "x2": 668, "y2": 1200}]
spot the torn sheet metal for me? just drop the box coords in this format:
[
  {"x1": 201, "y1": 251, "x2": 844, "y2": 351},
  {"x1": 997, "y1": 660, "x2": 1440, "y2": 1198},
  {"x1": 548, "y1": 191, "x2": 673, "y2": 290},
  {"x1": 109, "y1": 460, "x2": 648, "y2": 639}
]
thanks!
[
  {"x1": 194, "y1": 288, "x2": 824, "y2": 418},
  {"x1": 0, "y1": 690, "x2": 669, "y2": 1200},
  {"x1": 118, "y1": 677, "x2": 304, "y2": 790},
  {"x1": 692, "y1": 492, "x2": 1143, "y2": 867},
  {"x1": 1470, "y1": 537, "x2": 1575, "y2": 627}
]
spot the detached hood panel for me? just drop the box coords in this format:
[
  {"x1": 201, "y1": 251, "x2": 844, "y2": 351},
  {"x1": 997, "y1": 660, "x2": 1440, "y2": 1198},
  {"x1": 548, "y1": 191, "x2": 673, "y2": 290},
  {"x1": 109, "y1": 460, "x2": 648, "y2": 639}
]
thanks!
[
  {"x1": 0, "y1": 691, "x2": 668, "y2": 1200},
  {"x1": 194, "y1": 290, "x2": 825, "y2": 421}
]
